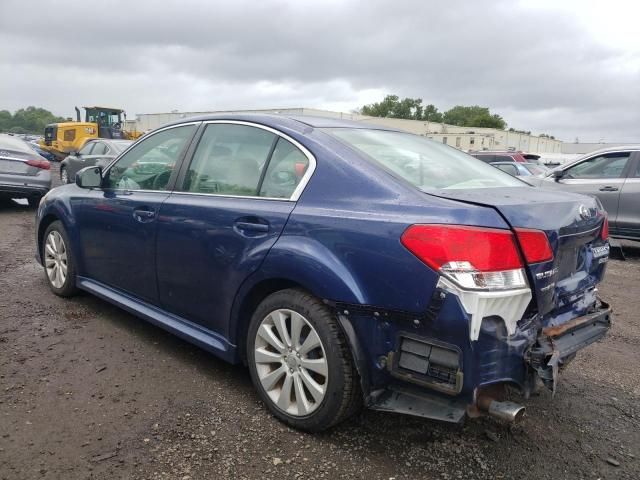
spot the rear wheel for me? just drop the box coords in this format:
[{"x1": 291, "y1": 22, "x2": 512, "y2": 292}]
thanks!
[
  {"x1": 247, "y1": 289, "x2": 361, "y2": 431},
  {"x1": 42, "y1": 221, "x2": 78, "y2": 297}
]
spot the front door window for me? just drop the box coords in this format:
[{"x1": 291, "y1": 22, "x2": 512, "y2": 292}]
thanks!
[{"x1": 105, "y1": 125, "x2": 196, "y2": 191}]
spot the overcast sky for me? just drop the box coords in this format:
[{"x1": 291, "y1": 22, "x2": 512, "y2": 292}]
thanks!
[{"x1": 1, "y1": 0, "x2": 638, "y2": 142}]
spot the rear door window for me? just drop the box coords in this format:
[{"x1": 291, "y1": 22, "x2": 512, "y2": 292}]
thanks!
[
  {"x1": 259, "y1": 138, "x2": 309, "y2": 198},
  {"x1": 565, "y1": 152, "x2": 631, "y2": 179},
  {"x1": 183, "y1": 124, "x2": 276, "y2": 196}
]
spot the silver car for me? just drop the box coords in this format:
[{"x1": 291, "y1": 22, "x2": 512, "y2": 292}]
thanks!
[
  {"x1": 0, "y1": 133, "x2": 51, "y2": 207},
  {"x1": 59, "y1": 139, "x2": 132, "y2": 184},
  {"x1": 536, "y1": 146, "x2": 640, "y2": 241}
]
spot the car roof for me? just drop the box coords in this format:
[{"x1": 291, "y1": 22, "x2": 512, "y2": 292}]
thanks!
[
  {"x1": 160, "y1": 113, "x2": 400, "y2": 132},
  {"x1": 577, "y1": 145, "x2": 640, "y2": 157}
]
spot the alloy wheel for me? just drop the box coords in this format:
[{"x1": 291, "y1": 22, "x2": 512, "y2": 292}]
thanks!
[
  {"x1": 44, "y1": 231, "x2": 68, "y2": 288},
  {"x1": 254, "y1": 309, "x2": 328, "y2": 416}
]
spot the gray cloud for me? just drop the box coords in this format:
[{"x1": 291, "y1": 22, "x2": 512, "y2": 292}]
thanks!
[{"x1": 1, "y1": 0, "x2": 638, "y2": 142}]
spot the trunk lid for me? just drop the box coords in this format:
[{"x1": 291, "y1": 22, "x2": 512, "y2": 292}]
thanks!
[
  {"x1": 431, "y1": 186, "x2": 608, "y2": 322},
  {"x1": 0, "y1": 149, "x2": 41, "y2": 176}
]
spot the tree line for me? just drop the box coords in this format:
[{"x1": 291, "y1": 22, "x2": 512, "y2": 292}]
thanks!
[
  {"x1": 0, "y1": 107, "x2": 66, "y2": 134},
  {"x1": 360, "y1": 95, "x2": 507, "y2": 130}
]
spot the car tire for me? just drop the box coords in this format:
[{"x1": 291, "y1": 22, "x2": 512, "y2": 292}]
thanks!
[
  {"x1": 27, "y1": 196, "x2": 41, "y2": 208},
  {"x1": 247, "y1": 289, "x2": 361, "y2": 431},
  {"x1": 60, "y1": 166, "x2": 69, "y2": 184},
  {"x1": 42, "y1": 220, "x2": 78, "y2": 297}
]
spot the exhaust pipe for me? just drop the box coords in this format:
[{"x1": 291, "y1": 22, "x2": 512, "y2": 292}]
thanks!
[{"x1": 477, "y1": 396, "x2": 525, "y2": 423}]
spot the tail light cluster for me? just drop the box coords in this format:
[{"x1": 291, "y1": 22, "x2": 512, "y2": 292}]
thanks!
[
  {"x1": 26, "y1": 159, "x2": 51, "y2": 170},
  {"x1": 601, "y1": 214, "x2": 609, "y2": 240},
  {"x1": 401, "y1": 224, "x2": 553, "y2": 291}
]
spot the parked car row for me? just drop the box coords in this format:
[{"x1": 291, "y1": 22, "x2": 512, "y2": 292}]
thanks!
[
  {"x1": 59, "y1": 139, "x2": 132, "y2": 184},
  {"x1": 534, "y1": 146, "x2": 640, "y2": 241},
  {"x1": 35, "y1": 114, "x2": 612, "y2": 431},
  {"x1": 490, "y1": 161, "x2": 549, "y2": 179}
]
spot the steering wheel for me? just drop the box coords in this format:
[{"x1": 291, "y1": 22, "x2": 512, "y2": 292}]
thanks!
[{"x1": 152, "y1": 170, "x2": 171, "y2": 190}]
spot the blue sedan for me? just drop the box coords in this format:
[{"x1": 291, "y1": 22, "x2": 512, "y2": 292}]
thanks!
[{"x1": 35, "y1": 115, "x2": 612, "y2": 431}]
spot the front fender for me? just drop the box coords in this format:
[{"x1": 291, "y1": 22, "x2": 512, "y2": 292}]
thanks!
[{"x1": 36, "y1": 189, "x2": 80, "y2": 267}]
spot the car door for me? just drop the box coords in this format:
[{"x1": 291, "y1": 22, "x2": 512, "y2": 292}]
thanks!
[
  {"x1": 615, "y1": 152, "x2": 640, "y2": 238},
  {"x1": 71, "y1": 123, "x2": 199, "y2": 304},
  {"x1": 552, "y1": 151, "x2": 634, "y2": 228},
  {"x1": 155, "y1": 122, "x2": 313, "y2": 336},
  {"x1": 66, "y1": 141, "x2": 96, "y2": 179}
]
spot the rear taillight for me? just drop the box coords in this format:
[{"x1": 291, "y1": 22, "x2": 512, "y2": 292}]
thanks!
[
  {"x1": 401, "y1": 224, "x2": 527, "y2": 290},
  {"x1": 601, "y1": 215, "x2": 609, "y2": 240},
  {"x1": 26, "y1": 159, "x2": 51, "y2": 170},
  {"x1": 514, "y1": 228, "x2": 553, "y2": 264}
]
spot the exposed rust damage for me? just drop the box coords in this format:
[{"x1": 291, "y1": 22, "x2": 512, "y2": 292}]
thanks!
[{"x1": 542, "y1": 300, "x2": 611, "y2": 337}]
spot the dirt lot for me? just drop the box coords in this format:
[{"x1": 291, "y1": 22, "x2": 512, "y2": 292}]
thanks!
[{"x1": 1, "y1": 166, "x2": 639, "y2": 479}]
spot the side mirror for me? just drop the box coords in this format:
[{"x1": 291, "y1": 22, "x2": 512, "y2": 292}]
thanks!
[
  {"x1": 70, "y1": 151, "x2": 78, "y2": 157},
  {"x1": 76, "y1": 166, "x2": 102, "y2": 188},
  {"x1": 552, "y1": 169, "x2": 564, "y2": 181}
]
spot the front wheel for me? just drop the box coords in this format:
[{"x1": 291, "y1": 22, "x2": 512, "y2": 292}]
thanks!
[
  {"x1": 42, "y1": 221, "x2": 78, "y2": 297},
  {"x1": 247, "y1": 289, "x2": 361, "y2": 431}
]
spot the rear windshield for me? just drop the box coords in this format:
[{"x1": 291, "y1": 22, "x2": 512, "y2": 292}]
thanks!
[
  {"x1": 112, "y1": 141, "x2": 133, "y2": 152},
  {"x1": 326, "y1": 129, "x2": 524, "y2": 190},
  {"x1": 0, "y1": 134, "x2": 37, "y2": 154}
]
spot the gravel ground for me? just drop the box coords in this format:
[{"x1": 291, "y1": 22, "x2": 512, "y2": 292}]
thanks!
[{"x1": 1, "y1": 165, "x2": 639, "y2": 479}]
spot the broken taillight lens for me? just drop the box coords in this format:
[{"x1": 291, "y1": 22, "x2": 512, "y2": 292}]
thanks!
[{"x1": 401, "y1": 224, "x2": 528, "y2": 290}]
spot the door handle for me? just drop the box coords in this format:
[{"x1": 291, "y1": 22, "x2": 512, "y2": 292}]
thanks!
[
  {"x1": 234, "y1": 221, "x2": 269, "y2": 233},
  {"x1": 599, "y1": 186, "x2": 619, "y2": 192},
  {"x1": 133, "y1": 207, "x2": 156, "y2": 223}
]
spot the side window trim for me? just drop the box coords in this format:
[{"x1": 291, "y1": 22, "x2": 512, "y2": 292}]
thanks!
[
  {"x1": 101, "y1": 122, "x2": 201, "y2": 192},
  {"x1": 633, "y1": 153, "x2": 640, "y2": 178},
  {"x1": 255, "y1": 136, "x2": 280, "y2": 196},
  {"x1": 173, "y1": 120, "x2": 317, "y2": 201}
]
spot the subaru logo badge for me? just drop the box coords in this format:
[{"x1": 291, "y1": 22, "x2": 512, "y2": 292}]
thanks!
[{"x1": 579, "y1": 205, "x2": 591, "y2": 219}]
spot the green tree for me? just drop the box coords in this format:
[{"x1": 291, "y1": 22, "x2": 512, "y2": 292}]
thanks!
[
  {"x1": 360, "y1": 96, "x2": 506, "y2": 128},
  {"x1": 0, "y1": 106, "x2": 66, "y2": 134},
  {"x1": 422, "y1": 104, "x2": 443, "y2": 122},
  {"x1": 360, "y1": 95, "x2": 425, "y2": 120},
  {"x1": 442, "y1": 105, "x2": 506, "y2": 129},
  {"x1": 0, "y1": 110, "x2": 12, "y2": 131}
]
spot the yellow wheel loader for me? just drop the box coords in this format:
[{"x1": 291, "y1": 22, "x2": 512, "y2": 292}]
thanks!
[{"x1": 39, "y1": 106, "x2": 143, "y2": 160}]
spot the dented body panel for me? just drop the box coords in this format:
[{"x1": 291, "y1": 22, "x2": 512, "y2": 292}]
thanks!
[{"x1": 36, "y1": 114, "x2": 612, "y2": 424}]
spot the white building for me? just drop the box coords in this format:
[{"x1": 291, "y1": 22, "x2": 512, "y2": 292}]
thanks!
[{"x1": 134, "y1": 107, "x2": 563, "y2": 154}]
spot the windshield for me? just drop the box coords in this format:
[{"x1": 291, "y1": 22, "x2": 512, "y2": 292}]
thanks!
[{"x1": 326, "y1": 129, "x2": 525, "y2": 190}]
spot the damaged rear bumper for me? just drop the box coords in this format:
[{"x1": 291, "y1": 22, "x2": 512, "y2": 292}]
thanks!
[{"x1": 526, "y1": 300, "x2": 612, "y2": 393}]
